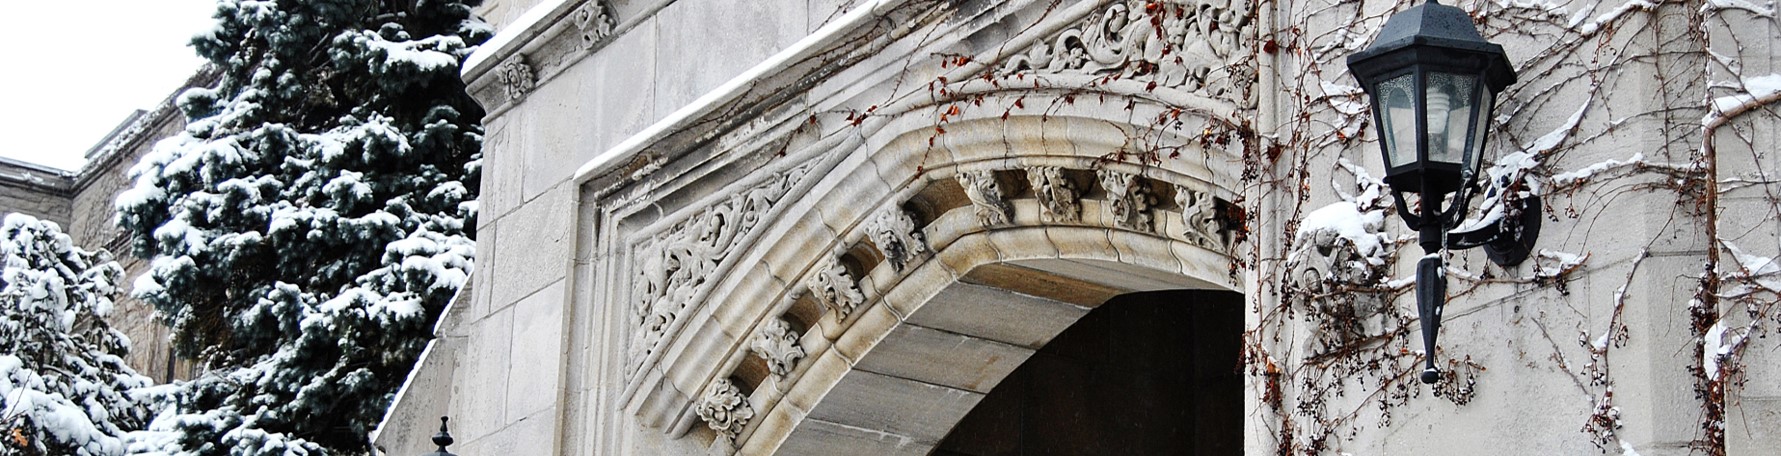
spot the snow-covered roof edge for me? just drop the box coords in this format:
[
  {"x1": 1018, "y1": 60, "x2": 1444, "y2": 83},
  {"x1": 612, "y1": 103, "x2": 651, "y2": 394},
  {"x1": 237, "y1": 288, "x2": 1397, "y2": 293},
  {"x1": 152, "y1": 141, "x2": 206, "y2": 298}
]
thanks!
[
  {"x1": 569, "y1": 0, "x2": 913, "y2": 186},
  {"x1": 368, "y1": 277, "x2": 472, "y2": 453},
  {"x1": 73, "y1": 67, "x2": 222, "y2": 190},
  {"x1": 460, "y1": 0, "x2": 579, "y2": 80}
]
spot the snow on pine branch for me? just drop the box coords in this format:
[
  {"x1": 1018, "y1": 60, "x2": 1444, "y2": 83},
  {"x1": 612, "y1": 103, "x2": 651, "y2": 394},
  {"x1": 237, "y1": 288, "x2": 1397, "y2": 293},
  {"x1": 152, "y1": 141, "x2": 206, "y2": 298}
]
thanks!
[{"x1": 0, "y1": 214, "x2": 153, "y2": 456}]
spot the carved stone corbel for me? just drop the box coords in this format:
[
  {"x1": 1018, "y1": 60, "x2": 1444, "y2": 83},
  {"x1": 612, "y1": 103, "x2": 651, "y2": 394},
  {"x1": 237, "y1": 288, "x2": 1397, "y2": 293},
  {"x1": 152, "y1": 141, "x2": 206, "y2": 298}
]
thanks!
[
  {"x1": 1026, "y1": 166, "x2": 1081, "y2": 223},
  {"x1": 1097, "y1": 170, "x2": 1155, "y2": 231},
  {"x1": 695, "y1": 378, "x2": 754, "y2": 451},
  {"x1": 807, "y1": 257, "x2": 867, "y2": 318},
  {"x1": 1174, "y1": 186, "x2": 1226, "y2": 250},
  {"x1": 573, "y1": 0, "x2": 617, "y2": 50},
  {"x1": 497, "y1": 58, "x2": 536, "y2": 101},
  {"x1": 957, "y1": 169, "x2": 1013, "y2": 226},
  {"x1": 866, "y1": 207, "x2": 929, "y2": 272},
  {"x1": 750, "y1": 318, "x2": 805, "y2": 378}
]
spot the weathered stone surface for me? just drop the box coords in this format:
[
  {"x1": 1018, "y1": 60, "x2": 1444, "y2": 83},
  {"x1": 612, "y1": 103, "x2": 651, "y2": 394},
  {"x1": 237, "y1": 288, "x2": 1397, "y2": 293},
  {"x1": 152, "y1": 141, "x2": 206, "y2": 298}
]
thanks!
[
  {"x1": 506, "y1": 279, "x2": 567, "y2": 421},
  {"x1": 805, "y1": 369, "x2": 983, "y2": 444},
  {"x1": 454, "y1": 307, "x2": 512, "y2": 442},
  {"x1": 853, "y1": 323, "x2": 1033, "y2": 393},
  {"x1": 489, "y1": 183, "x2": 573, "y2": 310}
]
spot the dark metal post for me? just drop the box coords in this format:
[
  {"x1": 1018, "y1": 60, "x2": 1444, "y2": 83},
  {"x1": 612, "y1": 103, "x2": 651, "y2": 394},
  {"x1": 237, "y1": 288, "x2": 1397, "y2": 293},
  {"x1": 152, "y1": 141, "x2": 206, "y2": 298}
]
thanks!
[{"x1": 1416, "y1": 189, "x2": 1447, "y2": 384}]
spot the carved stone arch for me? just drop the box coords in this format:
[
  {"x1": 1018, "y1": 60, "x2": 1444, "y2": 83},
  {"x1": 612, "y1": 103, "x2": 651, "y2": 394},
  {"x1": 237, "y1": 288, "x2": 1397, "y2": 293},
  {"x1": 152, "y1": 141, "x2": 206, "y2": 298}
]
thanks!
[
  {"x1": 691, "y1": 112, "x2": 1248, "y2": 454},
  {"x1": 553, "y1": 0, "x2": 1260, "y2": 452}
]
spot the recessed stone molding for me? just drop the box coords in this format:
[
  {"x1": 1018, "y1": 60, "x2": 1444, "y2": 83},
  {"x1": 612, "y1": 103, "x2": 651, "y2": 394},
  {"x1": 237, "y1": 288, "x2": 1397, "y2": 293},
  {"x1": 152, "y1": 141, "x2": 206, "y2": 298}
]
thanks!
[
  {"x1": 866, "y1": 207, "x2": 929, "y2": 272},
  {"x1": 957, "y1": 169, "x2": 1013, "y2": 227},
  {"x1": 750, "y1": 318, "x2": 805, "y2": 378},
  {"x1": 995, "y1": 0, "x2": 1255, "y2": 105},
  {"x1": 695, "y1": 378, "x2": 754, "y2": 451},
  {"x1": 572, "y1": 0, "x2": 616, "y2": 50},
  {"x1": 1097, "y1": 169, "x2": 1154, "y2": 232},
  {"x1": 807, "y1": 256, "x2": 867, "y2": 319},
  {"x1": 627, "y1": 165, "x2": 812, "y2": 379},
  {"x1": 497, "y1": 57, "x2": 535, "y2": 101},
  {"x1": 1026, "y1": 166, "x2": 1081, "y2": 223}
]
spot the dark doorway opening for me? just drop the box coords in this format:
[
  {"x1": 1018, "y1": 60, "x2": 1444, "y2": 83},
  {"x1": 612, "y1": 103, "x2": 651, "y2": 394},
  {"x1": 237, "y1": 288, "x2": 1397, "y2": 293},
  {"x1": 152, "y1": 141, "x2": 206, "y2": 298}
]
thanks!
[{"x1": 932, "y1": 289, "x2": 1244, "y2": 455}]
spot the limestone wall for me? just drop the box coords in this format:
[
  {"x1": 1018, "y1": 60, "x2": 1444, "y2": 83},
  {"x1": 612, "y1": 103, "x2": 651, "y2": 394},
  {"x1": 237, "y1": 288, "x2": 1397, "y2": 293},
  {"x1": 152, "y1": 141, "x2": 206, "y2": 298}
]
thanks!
[
  {"x1": 62, "y1": 70, "x2": 216, "y2": 383},
  {"x1": 378, "y1": 0, "x2": 1781, "y2": 454},
  {"x1": 0, "y1": 158, "x2": 74, "y2": 227}
]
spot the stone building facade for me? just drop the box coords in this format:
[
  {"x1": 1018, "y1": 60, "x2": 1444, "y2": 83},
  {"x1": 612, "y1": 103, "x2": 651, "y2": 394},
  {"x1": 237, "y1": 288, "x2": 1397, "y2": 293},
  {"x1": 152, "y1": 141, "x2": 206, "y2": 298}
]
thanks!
[
  {"x1": 0, "y1": 158, "x2": 76, "y2": 228},
  {"x1": 377, "y1": 0, "x2": 1781, "y2": 455},
  {"x1": 0, "y1": 71, "x2": 216, "y2": 383}
]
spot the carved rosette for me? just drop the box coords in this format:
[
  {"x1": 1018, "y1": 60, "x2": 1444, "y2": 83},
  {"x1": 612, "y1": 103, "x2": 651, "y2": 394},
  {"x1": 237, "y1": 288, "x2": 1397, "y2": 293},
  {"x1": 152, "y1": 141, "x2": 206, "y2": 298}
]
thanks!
[
  {"x1": 1174, "y1": 186, "x2": 1226, "y2": 250},
  {"x1": 1026, "y1": 166, "x2": 1081, "y2": 223},
  {"x1": 497, "y1": 58, "x2": 536, "y2": 100},
  {"x1": 628, "y1": 165, "x2": 812, "y2": 378},
  {"x1": 573, "y1": 0, "x2": 617, "y2": 50},
  {"x1": 957, "y1": 170, "x2": 1014, "y2": 226},
  {"x1": 995, "y1": 0, "x2": 1255, "y2": 105},
  {"x1": 1097, "y1": 170, "x2": 1155, "y2": 231},
  {"x1": 750, "y1": 318, "x2": 806, "y2": 378},
  {"x1": 866, "y1": 207, "x2": 929, "y2": 272},
  {"x1": 695, "y1": 378, "x2": 755, "y2": 450},
  {"x1": 807, "y1": 257, "x2": 867, "y2": 318}
]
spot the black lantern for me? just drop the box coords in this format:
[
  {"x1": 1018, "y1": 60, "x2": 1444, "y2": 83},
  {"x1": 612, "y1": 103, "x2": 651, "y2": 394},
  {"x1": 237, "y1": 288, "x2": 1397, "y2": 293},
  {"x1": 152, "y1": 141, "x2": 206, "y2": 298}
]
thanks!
[{"x1": 1347, "y1": 0, "x2": 1533, "y2": 384}]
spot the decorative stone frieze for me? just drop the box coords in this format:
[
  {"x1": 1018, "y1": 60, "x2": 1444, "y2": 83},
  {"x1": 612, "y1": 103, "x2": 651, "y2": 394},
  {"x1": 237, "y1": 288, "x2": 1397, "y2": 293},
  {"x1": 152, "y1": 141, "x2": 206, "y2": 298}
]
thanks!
[
  {"x1": 865, "y1": 207, "x2": 929, "y2": 272},
  {"x1": 1175, "y1": 186, "x2": 1226, "y2": 250},
  {"x1": 1026, "y1": 166, "x2": 1081, "y2": 223},
  {"x1": 995, "y1": 0, "x2": 1255, "y2": 105},
  {"x1": 572, "y1": 0, "x2": 617, "y2": 50},
  {"x1": 497, "y1": 58, "x2": 536, "y2": 101},
  {"x1": 750, "y1": 318, "x2": 805, "y2": 378},
  {"x1": 807, "y1": 256, "x2": 867, "y2": 319},
  {"x1": 628, "y1": 165, "x2": 812, "y2": 378},
  {"x1": 1097, "y1": 170, "x2": 1154, "y2": 231},
  {"x1": 695, "y1": 378, "x2": 754, "y2": 451},
  {"x1": 957, "y1": 169, "x2": 1013, "y2": 226}
]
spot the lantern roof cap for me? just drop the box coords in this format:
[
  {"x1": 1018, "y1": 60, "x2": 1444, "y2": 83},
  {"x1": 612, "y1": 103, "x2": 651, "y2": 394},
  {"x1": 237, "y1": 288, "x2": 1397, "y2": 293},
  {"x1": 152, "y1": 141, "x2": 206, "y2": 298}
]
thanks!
[{"x1": 1347, "y1": 1, "x2": 1517, "y2": 91}]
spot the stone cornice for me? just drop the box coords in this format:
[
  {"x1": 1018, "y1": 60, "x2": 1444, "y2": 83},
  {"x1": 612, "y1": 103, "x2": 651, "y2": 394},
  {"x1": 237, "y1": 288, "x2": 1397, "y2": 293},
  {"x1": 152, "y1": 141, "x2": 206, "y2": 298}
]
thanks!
[{"x1": 462, "y1": 0, "x2": 637, "y2": 117}]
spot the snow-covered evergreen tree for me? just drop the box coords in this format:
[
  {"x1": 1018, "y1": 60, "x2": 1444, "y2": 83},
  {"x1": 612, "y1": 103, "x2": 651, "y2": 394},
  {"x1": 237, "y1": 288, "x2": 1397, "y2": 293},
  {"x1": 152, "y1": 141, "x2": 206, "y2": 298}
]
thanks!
[
  {"x1": 0, "y1": 214, "x2": 151, "y2": 456},
  {"x1": 115, "y1": 1, "x2": 489, "y2": 453}
]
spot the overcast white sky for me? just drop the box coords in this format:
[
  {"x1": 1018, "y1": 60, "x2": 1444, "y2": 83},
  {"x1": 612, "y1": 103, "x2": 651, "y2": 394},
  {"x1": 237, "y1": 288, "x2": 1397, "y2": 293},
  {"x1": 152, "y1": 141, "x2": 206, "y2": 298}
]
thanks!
[{"x1": 0, "y1": 1, "x2": 217, "y2": 171}]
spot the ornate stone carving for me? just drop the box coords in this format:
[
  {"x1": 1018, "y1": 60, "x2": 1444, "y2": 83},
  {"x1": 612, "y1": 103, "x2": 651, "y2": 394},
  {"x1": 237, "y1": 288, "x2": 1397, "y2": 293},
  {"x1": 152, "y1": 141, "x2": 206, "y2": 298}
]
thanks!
[
  {"x1": 1285, "y1": 200, "x2": 1393, "y2": 348},
  {"x1": 807, "y1": 257, "x2": 867, "y2": 318},
  {"x1": 695, "y1": 378, "x2": 754, "y2": 450},
  {"x1": 497, "y1": 58, "x2": 535, "y2": 100},
  {"x1": 628, "y1": 165, "x2": 812, "y2": 378},
  {"x1": 996, "y1": 0, "x2": 1255, "y2": 104},
  {"x1": 750, "y1": 318, "x2": 805, "y2": 378},
  {"x1": 573, "y1": 0, "x2": 617, "y2": 50},
  {"x1": 957, "y1": 170, "x2": 1013, "y2": 226},
  {"x1": 865, "y1": 207, "x2": 929, "y2": 272},
  {"x1": 1175, "y1": 186, "x2": 1227, "y2": 250},
  {"x1": 1026, "y1": 166, "x2": 1081, "y2": 223},
  {"x1": 1097, "y1": 170, "x2": 1155, "y2": 231}
]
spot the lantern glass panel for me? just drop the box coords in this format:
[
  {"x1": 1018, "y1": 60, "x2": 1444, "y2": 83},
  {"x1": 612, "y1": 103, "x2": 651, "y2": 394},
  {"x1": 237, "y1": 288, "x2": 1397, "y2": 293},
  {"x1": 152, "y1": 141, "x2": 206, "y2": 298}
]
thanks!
[
  {"x1": 1425, "y1": 72, "x2": 1479, "y2": 166},
  {"x1": 1377, "y1": 74, "x2": 1418, "y2": 168},
  {"x1": 1466, "y1": 88, "x2": 1494, "y2": 177}
]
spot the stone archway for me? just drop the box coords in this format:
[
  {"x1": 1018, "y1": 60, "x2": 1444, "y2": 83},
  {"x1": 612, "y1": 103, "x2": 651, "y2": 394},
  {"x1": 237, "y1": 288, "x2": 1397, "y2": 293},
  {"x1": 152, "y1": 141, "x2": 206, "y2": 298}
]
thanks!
[
  {"x1": 933, "y1": 289, "x2": 1244, "y2": 455},
  {"x1": 745, "y1": 221, "x2": 1244, "y2": 455}
]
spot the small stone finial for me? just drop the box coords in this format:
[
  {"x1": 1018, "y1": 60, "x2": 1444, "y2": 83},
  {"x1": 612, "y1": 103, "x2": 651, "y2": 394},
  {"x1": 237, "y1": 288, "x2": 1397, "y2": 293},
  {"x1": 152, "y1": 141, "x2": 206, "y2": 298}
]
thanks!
[{"x1": 425, "y1": 416, "x2": 456, "y2": 456}]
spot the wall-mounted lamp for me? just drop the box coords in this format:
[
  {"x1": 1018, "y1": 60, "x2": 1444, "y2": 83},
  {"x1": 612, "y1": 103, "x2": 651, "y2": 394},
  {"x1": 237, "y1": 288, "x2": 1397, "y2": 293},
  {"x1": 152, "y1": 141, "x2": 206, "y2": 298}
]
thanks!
[{"x1": 1346, "y1": 0, "x2": 1536, "y2": 384}]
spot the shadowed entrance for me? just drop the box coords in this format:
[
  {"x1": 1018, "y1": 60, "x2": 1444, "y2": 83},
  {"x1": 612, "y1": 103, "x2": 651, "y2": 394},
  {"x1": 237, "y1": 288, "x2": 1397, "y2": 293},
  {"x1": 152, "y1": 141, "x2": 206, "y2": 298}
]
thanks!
[{"x1": 933, "y1": 290, "x2": 1244, "y2": 455}]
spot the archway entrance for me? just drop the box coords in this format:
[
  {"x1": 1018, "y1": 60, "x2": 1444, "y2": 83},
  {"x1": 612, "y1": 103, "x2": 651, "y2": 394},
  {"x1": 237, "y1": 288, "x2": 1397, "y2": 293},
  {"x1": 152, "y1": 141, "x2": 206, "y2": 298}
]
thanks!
[{"x1": 932, "y1": 290, "x2": 1244, "y2": 455}]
